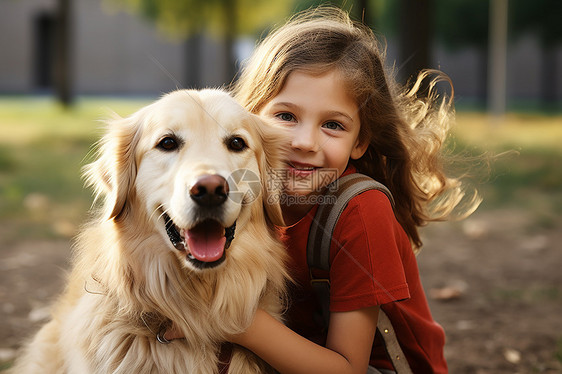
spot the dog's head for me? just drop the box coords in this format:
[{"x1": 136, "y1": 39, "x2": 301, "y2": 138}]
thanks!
[{"x1": 84, "y1": 89, "x2": 288, "y2": 271}]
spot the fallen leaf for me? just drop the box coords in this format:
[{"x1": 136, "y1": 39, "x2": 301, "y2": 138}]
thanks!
[
  {"x1": 504, "y1": 348, "x2": 521, "y2": 364},
  {"x1": 430, "y1": 286, "x2": 463, "y2": 301}
]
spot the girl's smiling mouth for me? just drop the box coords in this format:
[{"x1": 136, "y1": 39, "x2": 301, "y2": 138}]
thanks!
[{"x1": 287, "y1": 161, "x2": 319, "y2": 177}]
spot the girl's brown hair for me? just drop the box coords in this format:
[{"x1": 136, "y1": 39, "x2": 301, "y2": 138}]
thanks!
[{"x1": 233, "y1": 7, "x2": 480, "y2": 250}]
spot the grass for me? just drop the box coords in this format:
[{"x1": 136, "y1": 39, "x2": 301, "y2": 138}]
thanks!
[
  {"x1": 449, "y1": 112, "x2": 562, "y2": 220},
  {"x1": 1, "y1": 97, "x2": 561, "y2": 242},
  {"x1": 492, "y1": 286, "x2": 562, "y2": 303},
  {"x1": 0, "y1": 97, "x2": 152, "y2": 241}
]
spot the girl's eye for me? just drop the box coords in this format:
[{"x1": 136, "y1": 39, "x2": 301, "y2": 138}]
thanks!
[
  {"x1": 227, "y1": 136, "x2": 247, "y2": 152},
  {"x1": 276, "y1": 112, "x2": 295, "y2": 122},
  {"x1": 323, "y1": 121, "x2": 343, "y2": 130},
  {"x1": 157, "y1": 136, "x2": 179, "y2": 151}
]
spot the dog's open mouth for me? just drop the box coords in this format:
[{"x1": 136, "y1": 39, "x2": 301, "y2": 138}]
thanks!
[{"x1": 164, "y1": 213, "x2": 236, "y2": 269}]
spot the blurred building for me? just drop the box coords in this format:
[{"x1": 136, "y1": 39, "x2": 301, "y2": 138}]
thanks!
[
  {"x1": 433, "y1": 36, "x2": 562, "y2": 107},
  {"x1": 0, "y1": 0, "x2": 232, "y2": 95},
  {"x1": 0, "y1": 0, "x2": 560, "y2": 106}
]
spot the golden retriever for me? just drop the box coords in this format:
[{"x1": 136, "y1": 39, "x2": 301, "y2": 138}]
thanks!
[{"x1": 10, "y1": 89, "x2": 289, "y2": 374}]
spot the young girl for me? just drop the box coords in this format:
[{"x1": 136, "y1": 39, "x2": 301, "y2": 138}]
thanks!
[{"x1": 169, "y1": 7, "x2": 479, "y2": 374}]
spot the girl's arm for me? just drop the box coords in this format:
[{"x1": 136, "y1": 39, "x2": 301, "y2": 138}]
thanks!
[{"x1": 231, "y1": 306, "x2": 379, "y2": 374}]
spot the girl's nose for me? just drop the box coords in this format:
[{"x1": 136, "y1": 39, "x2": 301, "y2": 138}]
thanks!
[{"x1": 291, "y1": 123, "x2": 319, "y2": 152}]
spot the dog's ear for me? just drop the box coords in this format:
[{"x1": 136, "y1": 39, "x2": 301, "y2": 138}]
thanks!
[
  {"x1": 251, "y1": 114, "x2": 290, "y2": 227},
  {"x1": 83, "y1": 112, "x2": 143, "y2": 221}
]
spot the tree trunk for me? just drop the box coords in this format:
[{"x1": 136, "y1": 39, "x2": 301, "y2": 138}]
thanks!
[
  {"x1": 398, "y1": 0, "x2": 432, "y2": 87},
  {"x1": 479, "y1": 46, "x2": 488, "y2": 108},
  {"x1": 541, "y1": 45, "x2": 558, "y2": 107},
  {"x1": 223, "y1": 0, "x2": 237, "y2": 86},
  {"x1": 184, "y1": 34, "x2": 202, "y2": 89},
  {"x1": 487, "y1": 0, "x2": 508, "y2": 119},
  {"x1": 54, "y1": 0, "x2": 72, "y2": 107}
]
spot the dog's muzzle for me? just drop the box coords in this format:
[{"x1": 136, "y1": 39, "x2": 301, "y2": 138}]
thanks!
[{"x1": 163, "y1": 174, "x2": 237, "y2": 270}]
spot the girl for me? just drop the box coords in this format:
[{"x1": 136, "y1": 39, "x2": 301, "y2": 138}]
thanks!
[{"x1": 169, "y1": 7, "x2": 479, "y2": 374}]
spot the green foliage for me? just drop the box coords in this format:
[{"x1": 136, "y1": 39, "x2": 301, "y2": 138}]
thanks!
[
  {"x1": 434, "y1": 0, "x2": 489, "y2": 50},
  {"x1": 106, "y1": 0, "x2": 292, "y2": 37},
  {"x1": 510, "y1": 0, "x2": 562, "y2": 46},
  {"x1": 292, "y1": 0, "x2": 398, "y2": 35},
  {"x1": 368, "y1": 0, "x2": 398, "y2": 36},
  {"x1": 104, "y1": 0, "x2": 402, "y2": 38},
  {"x1": 433, "y1": 0, "x2": 562, "y2": 50},
  {"x1": 293, "y1": 0, "x2": 353, "y2": 14}
]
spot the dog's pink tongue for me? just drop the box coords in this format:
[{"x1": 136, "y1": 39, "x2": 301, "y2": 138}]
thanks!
[{"x1": 184, "y1": 221, "x2": 226, "y2": 262}]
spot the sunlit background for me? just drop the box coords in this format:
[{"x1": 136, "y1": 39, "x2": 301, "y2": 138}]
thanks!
[{"x1": 0, "y1": 0, "x2": 561, "y2": 373}]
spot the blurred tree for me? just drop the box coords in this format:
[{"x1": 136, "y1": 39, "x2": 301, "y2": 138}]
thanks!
[
  {"x1": 434, "y1": 0, "x2": 489, "y2": 105},
  {"x1": 54, "y1": 0, "x2": 73, "y2": 107},
  {"x1": 108, "y1": 0, "x2": 291, "y2": 87},
  {"x1": 292, "y1": 0, "x2": 386, "y2": 28},
  {"x1": 488, "y1": 0, "x2": 508, "y2": 118},
  {"x1": 510, "y1": 0, "x2": 562, "y2": 105},
  {"x1": 398, "y1": 0, "x2": 432, "y2": 87},
  {"x1": 293, "y1": 0, "x2": 353, "y2": 14}
]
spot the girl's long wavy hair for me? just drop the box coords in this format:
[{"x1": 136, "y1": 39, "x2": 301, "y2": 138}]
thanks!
[{"x1": 232, "y1": 7, "x2": 480, "y2": 250}]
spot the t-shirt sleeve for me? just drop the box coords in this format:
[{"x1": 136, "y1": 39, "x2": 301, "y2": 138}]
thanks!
[{"x1": 328, "y1": 190, "x2": 411, "y2": 312}]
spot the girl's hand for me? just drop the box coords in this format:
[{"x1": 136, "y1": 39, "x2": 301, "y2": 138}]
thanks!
[
  {"x1": 231, "y1": 307, "x2": 379, "y2": 374},
  {"x1": 162, "y1": 323, "x2": 184, "y2": 341}
]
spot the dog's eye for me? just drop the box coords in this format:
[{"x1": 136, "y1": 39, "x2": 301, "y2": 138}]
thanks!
[
  {"x1": 227, "y1": 137, "x2": 247, "y2": 152},
  {"x1": 157, "y1": 136, "x2": 179, "y2": 151}
]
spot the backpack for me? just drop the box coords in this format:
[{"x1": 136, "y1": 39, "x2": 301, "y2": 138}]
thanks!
[{"x1": 307, "y1": 173, "x2": 413, "y2": 374}]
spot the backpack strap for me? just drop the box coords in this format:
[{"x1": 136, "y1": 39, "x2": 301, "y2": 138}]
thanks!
[
  {"x1": 307, "y1": 173, "x2": 395, "y2": 273},
  {"x1": 307, "y1": 173, "x2": 412, "y2": 374}
]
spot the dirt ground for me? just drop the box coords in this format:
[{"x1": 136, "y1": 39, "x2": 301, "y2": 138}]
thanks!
[{"x1": 1, "y1": 208, "x2": 561, "y2": 373}]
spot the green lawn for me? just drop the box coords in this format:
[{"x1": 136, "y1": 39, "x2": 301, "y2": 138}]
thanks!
[
  {"x1": 0, "y1": 97, "x2": 152, "y2": 241},
  {"x1": 451, "y1": 112, "x2": 562, "y2": 224},
  {"x1": 1, "y1": 97, "x2": 561, "y2": 242}
]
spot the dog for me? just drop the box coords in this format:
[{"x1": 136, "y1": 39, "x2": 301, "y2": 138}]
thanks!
[{"x1": 10, "y1": 89, "x2": 290, "y2": 373}]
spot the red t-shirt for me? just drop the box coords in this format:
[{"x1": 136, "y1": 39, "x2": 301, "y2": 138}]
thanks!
[{"x1": 277, "y1": 168, "x2": 448, "y2": 373}]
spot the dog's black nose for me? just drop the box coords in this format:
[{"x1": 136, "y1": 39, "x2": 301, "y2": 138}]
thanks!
[{"x1": 190, "y1": 174, "x2": 229, "y2": 206}]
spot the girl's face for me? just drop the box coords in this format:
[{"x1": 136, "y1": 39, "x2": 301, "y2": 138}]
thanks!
[{"x1": 260, "y1": 69, "x2": 368, "y2": 200}]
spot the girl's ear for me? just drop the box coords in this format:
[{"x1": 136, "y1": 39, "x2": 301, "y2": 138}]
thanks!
[{"x1": 350, "y1": 138, "x2": 370, "y2": 160}]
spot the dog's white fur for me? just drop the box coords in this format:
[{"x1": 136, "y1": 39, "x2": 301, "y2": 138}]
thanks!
[{"x1": 10, "y1": 90, "x2": 290, "y2": 374}]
